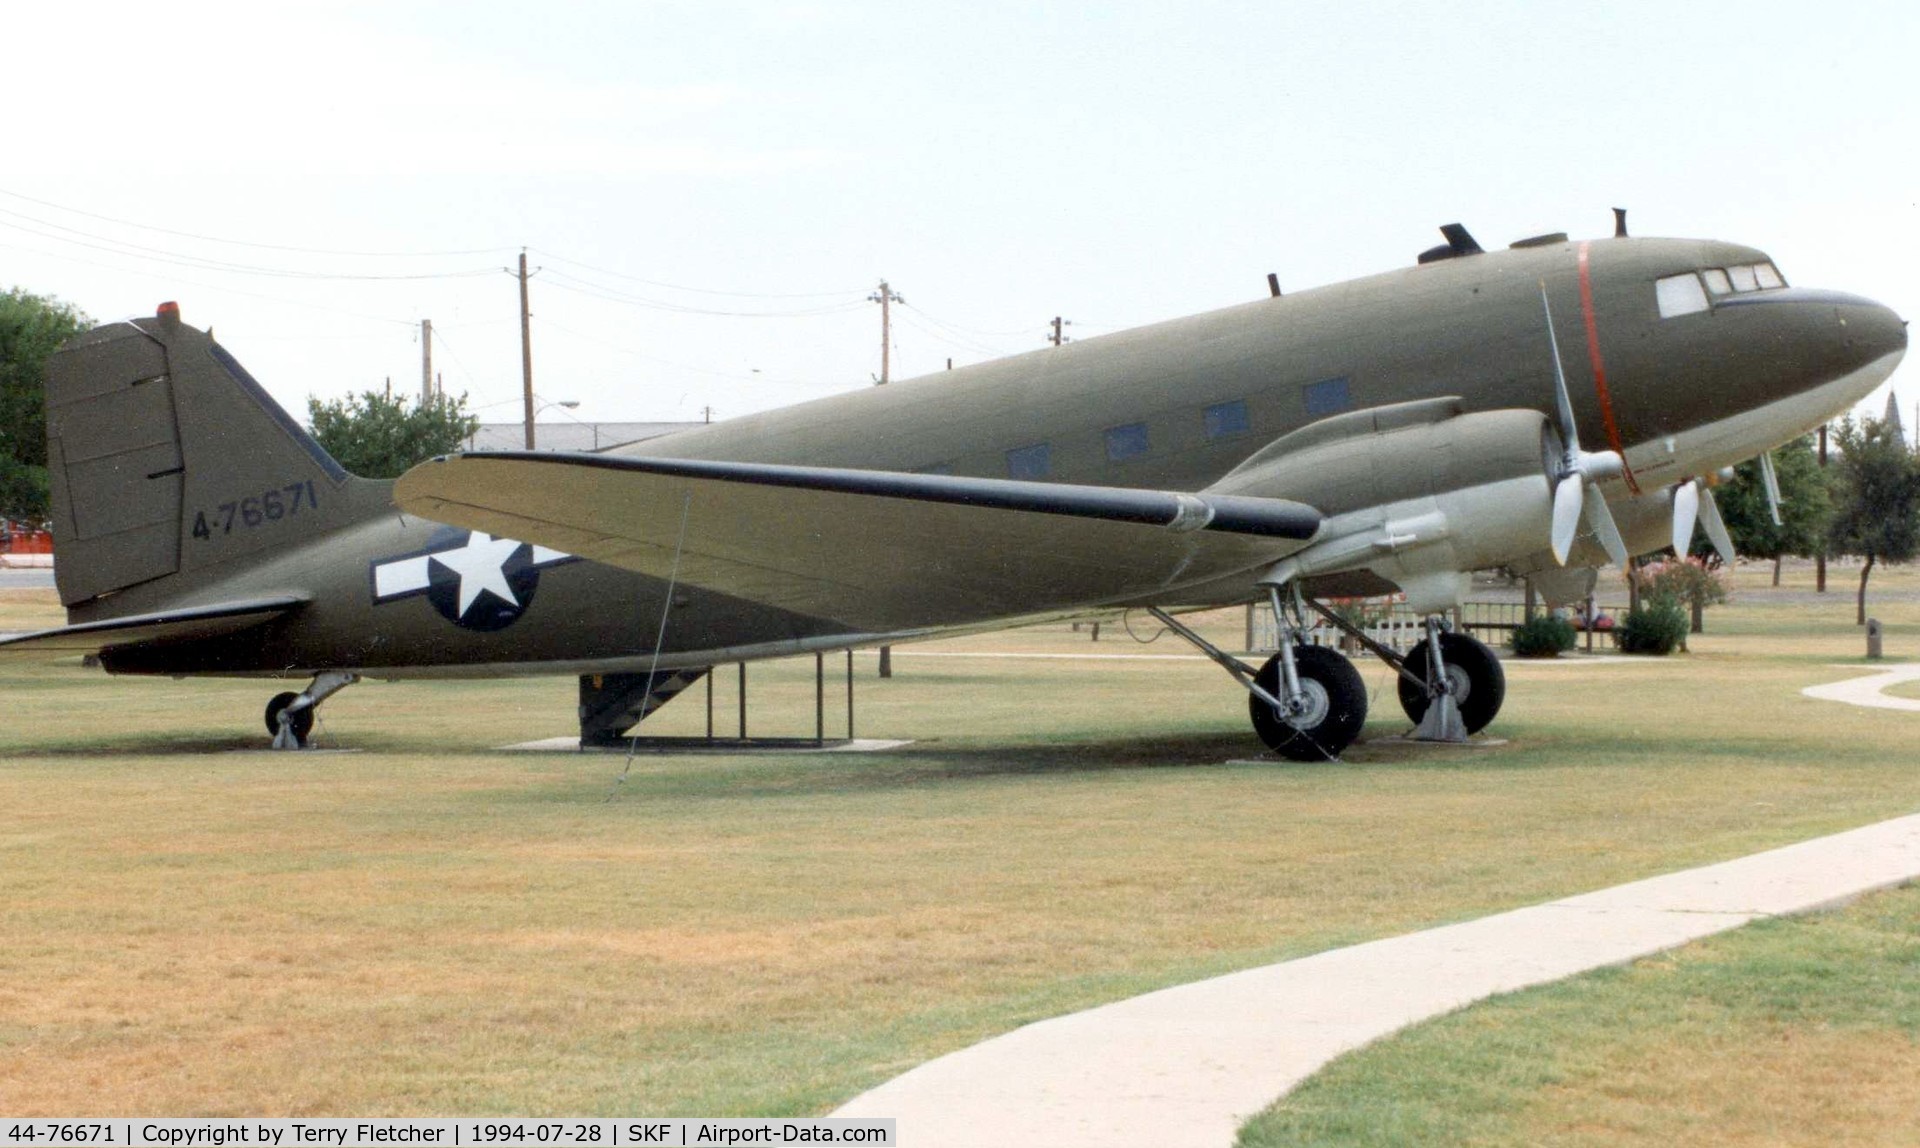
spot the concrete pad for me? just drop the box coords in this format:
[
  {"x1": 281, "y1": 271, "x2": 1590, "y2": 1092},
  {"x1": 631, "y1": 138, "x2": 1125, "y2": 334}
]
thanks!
[
  {"x1": 832, "y1": 813, "x2": 1920, "y2": 1148},
  {"x1": 498, "y1": 736, "x2": 913, "y2": 754},
  {"x1": 1802, "y1": 663, "x2": 1920, "y2": 712}
]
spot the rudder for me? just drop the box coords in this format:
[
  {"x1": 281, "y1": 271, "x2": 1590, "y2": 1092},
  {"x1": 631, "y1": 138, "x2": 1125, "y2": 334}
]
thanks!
[{"x1": 45, "y1": 303, "x2": 380, "y2": 607}]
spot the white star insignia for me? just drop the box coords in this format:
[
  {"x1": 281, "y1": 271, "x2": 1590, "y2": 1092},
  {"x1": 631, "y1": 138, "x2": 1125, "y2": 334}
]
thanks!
[
  {"x1": 430, "y1": 532, "x2": 526, "y2": 617},
  {"x1": 371, "y1": 532, "x2": 573, "y2": 621}
]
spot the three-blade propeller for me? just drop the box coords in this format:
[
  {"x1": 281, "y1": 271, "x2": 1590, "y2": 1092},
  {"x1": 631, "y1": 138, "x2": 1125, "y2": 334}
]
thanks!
[
  {"x1": 1671, "y1": 477, "x2": 1736, "y2": 565},
  {"x1": 1540, "y1": 284, "x2": 1769, "y2": 571},
  {"x1": 1540, "y1": 285, "x2": 1629, "y2": 568}
]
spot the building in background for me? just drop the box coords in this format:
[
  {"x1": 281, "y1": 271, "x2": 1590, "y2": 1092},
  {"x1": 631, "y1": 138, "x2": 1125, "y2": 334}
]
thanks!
[{"x1": 465, "y1": 422, "x2": 699, "y2": 454}]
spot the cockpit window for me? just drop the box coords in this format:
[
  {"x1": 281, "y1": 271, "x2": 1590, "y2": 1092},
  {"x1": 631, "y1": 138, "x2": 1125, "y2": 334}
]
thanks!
[
  {"x1": 1657, "y1": 261, "x2": 1788, "y2": 318},
  {"x1": 1656, "y1": 273, "x2": 1710, "y2": 318}
]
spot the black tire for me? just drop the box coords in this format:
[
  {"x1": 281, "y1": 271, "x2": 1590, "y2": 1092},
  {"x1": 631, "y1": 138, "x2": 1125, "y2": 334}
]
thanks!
[
  {"x1": 1397, "y1": 632, "x2": 1506, "y2": 734},
  {"x1": 264, "y1": 691, "x2": 315, "y2": 744},
  {"x1": 1249, "y1": 644, "x2": 1368, "y2": 761}
]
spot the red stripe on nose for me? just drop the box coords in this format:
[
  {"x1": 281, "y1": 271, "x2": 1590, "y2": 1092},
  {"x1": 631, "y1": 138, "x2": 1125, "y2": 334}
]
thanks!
[{"x1": 1578, "y1": 241, "x2": 1641, "y2": 495}]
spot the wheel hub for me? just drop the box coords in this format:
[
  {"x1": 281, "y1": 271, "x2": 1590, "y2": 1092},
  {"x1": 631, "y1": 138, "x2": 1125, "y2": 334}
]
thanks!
[{"x1": 1285, "y1": 679, "x2": 1331, "y2": 729}]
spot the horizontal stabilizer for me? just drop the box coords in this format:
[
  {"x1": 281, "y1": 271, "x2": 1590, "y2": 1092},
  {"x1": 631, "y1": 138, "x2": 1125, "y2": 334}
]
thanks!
[
  {"x1": 394, "y1": 453, "x2": 1322, "y2": 631},
  {"x1": 0, "y1": 595, "x2": 305, "y2": 660}
]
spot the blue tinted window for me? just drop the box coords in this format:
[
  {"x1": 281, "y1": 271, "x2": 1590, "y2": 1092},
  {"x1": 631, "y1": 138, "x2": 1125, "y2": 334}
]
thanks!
[
  {"x1": 1006, "y1": 442, "x2": 1051, "y2": 479},
  {"x1": 1204, "y1": 400, "x2": 1250, "y2": 439},
  {"x1": 1303, "y1": 377, "x2": 1351, "y2": 417},
  {"x1": 1105, "y1": 422, "x2": 1150, "y2": 462}
]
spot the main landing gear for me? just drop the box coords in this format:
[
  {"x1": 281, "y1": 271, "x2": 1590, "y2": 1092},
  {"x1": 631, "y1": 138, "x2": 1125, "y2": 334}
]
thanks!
[
  {"x1": 264, "y1": 671, "x2": 360, "y2": 749},
  {"x1": 1150, "y1": 587, "x2": 1506, "y2": 761}
]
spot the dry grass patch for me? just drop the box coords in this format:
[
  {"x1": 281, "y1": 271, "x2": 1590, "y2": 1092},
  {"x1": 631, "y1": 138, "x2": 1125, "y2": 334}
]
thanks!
[{"x1": 1, "y1": 570, "x2": 1918, "y2": 1115}]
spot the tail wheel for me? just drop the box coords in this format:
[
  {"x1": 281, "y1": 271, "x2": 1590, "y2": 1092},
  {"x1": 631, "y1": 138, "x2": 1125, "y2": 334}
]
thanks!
[
  {"x1": 1250, "y1": 645, "x2": 1368, "y2": 761},
  {"x1": 1397, "y1": 632, "x2": 1506, "y2": 734},
  {"x1": 264, "y1": 691, "x2": 315, "y2": 743}
]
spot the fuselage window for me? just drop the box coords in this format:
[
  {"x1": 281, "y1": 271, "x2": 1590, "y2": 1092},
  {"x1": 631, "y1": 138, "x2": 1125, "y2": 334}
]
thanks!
[
  {"x1": 1104, "y1": 422, "x2": 1151, "y2": 462},
  {"x1": 1204, "y1": 399, "x2": 1250, "y2": 439},
  {"x1": 1727, "y1": 264, "x2": 1759, "y2": 293},
  {"x1": 1754, "y1": 261, "x2": 1786, "y2": 290},
  {"x1": 1701, "y1": 268, "x2": 1733, "y2": 296},
  {"x1": 1303, "y1": 377, "x2": 1352, "y2": 417},
  {"x1": 1655, "y1": 273, "x2": 1710, "y2": 318},
  {"x1": 1006, "y1": 442, "x2": 1051, "y2": 479}
]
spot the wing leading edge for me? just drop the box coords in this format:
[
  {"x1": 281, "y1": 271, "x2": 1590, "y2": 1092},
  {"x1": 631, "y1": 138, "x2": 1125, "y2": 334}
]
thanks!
[{"x1": 394, "y1": 453, "x2": 1322, "y2": 632}]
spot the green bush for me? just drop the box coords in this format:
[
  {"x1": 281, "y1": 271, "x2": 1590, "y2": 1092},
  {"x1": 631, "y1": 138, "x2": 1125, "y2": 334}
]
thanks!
[
  {"x1": 1613, "y1": 594, "x2": 1690, "y2": 655},
  {"x1": 1511, "y1": 614, "x2": 1577, "y2": 658}
]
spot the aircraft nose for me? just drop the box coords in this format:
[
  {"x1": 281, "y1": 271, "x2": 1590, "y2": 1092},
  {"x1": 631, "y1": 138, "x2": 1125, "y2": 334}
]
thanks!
[{"x1": 1840, "y1": 293, "x2": 1908, "y2": 369}]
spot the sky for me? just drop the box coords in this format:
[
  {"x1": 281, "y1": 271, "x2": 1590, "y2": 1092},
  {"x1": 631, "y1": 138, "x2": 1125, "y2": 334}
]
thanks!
[{"x1": 4, "y1": 1, "x2": 1916, "y2": 432}]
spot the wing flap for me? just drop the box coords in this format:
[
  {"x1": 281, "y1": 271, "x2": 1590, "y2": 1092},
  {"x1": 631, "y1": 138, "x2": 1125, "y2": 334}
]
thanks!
[
  {"x1": 0, "y1": 596, "x2": 306, "y2": 660},
  {"x1": 394, "y1": 453, "x2": 1321, "y2": 632}
]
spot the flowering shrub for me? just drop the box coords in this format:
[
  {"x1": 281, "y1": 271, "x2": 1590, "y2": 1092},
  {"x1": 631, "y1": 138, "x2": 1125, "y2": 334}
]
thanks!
[{"x1": 1632, "y1": 556, "x2": 1731, "y2": 613}]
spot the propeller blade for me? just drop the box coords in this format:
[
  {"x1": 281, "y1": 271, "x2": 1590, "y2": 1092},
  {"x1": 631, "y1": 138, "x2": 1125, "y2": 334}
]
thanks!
[
  {"x1": 1672, "y1": 480, "x2": 1701, "y2": 556},
  {"x1": 1698, "y1": 485, "x2": 1737, "y2": 566},
  {"x1": 1539, "y1": 284, "x2": 1581, "y2": 455},
  {"x1": 1551, "y1": 472, "x2": 1584, "y2": 565},
  {"x1": 1581, "y1": 486, "x2": 1631, "y2": 569},
  {"x1": 1758, "y1": 451, "x2": 1784, "y2": 526}
]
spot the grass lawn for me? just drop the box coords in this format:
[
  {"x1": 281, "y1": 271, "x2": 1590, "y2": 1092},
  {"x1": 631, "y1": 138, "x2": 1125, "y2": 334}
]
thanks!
[
  {"x1": 1240, "y1": 881, "x2": 1920, "y2": 1147},
  {"x1": 1, "y1": 560, "x2": 1917, "y2": 1117},
  {"x1": 1883, "y1": 678, "x2": 1920, "y2": 701}
]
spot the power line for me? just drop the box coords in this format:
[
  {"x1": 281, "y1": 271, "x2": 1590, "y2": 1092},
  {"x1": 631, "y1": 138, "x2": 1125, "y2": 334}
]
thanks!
[
  {"x1": 0, "y1": 185, "x2": 510, "y2": 258},
  {"x1": 540, "y1": 269, "x2": 868, "y2": 318},
  {"x1": 527, "y1": 246, "x2": 866, "y2": 300},
  {"x1": 0, "y1": 237, "x2": 420, "y2": 329},
  {"x1": 534, "y1": 315, "x2": 850, "y2": 388},
  {"x1": 0, "y1": 209, "x2": 500, "y2": 281}
]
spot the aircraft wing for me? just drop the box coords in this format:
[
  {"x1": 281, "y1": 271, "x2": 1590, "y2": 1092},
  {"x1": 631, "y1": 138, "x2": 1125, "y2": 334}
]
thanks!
[
  {"x1": 0, "y1": 596, "x2": 306, "y2": 661},
  {"x1": 393, "y1": 452, "x2": 1321, "y2": 632}
]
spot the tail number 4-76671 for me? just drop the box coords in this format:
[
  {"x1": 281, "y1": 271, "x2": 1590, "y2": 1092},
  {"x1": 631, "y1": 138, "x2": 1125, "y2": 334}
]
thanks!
[{"x1": 190, "y1": 479, "x2": 320, "y2": 541}]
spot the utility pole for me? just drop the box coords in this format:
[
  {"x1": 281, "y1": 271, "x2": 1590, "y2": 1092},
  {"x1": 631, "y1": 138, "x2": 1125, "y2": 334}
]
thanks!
[
  {"x1": 1048, "y1": 316, "x2": 1072, "y2": 347},
  {"x1": 701, "y1": 406, "x2": 715, "y2": 424},
  {"x1": 516, "y1": 250, "x2": 536, "y2": 449},
  {"x1": 420, "y1": 319, "x2": 433, "y2": 405},
  {"x1": 1816, "y1": 422, "x2": 1830, "y2": 592},
  {"x1": 869, "y1": 280, "x2": 903, "y2": 384}
]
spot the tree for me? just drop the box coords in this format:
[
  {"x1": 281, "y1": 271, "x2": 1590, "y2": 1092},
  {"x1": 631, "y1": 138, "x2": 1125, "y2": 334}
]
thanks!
[
  {"x1": 1699, "y1": 434, "x2": 1832, "y2": 586},
  {"x1": 0, "y1": 289, "x2": 93, "y2": 521},
  {"x1": 1826, "y1": 415, "x2": 1920, "y2": 626},
  {"x1": 307, "y1": 390, "x2": 479, "y2": 479}
]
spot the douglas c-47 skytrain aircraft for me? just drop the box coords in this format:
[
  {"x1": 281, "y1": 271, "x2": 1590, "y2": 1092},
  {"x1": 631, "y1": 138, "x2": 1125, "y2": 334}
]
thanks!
[{"x1": 2, "y1": 216, "x2": 1907, "y2": 759}]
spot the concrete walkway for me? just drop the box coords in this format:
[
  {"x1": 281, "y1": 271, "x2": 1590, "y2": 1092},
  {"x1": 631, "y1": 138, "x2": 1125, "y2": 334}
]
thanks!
[
  {"x1": 1803, "y1": 663, "x2": 1920, "y2": 712},
  {"x1": 833, "y1": 813, "x2": 1920, "y2": 1147}
]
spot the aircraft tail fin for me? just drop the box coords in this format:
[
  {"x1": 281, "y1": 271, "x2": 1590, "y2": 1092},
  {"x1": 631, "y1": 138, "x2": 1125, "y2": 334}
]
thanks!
[{"x1": 44, "y1": 304, "x2": 387, "y2": 607}]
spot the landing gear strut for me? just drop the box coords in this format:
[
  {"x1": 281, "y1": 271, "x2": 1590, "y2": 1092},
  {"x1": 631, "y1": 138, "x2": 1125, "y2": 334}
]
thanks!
[
  {"x1": 1248, "y1": 644, "x2": 1366, "y2": 760},
  {"x1": 265, "y1": 671, "x2": 360, "y2": 749},
  {"x1": 1397, "y1": 627, "x2": 1504, "y2": 736},
  {"x1": 1295, "y1": 597, "x2": 1506, "y2": 744},
  {"x1": 1148, "y1": 587, "x2": 1369, "y2": 761}
]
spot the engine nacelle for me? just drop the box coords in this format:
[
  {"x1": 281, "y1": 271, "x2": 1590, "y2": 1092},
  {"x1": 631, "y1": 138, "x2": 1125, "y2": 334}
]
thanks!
[{"x1": 1207, "y1": 404, "x2": 1557, "y2": 612}]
